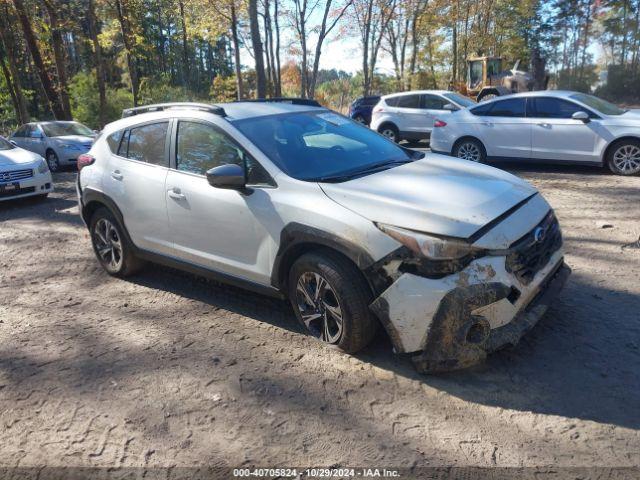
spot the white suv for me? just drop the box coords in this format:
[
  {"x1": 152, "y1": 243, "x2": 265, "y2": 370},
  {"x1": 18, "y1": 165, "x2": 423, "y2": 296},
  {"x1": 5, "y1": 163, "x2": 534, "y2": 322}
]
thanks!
[
  {"x1": 430, "y1": 90, "x2": 640, "y2": 175},
  {"x1": 77, "y1": 100, "x2": 570, "y2": 372},
  {"x1": 370, "y1": 90, "x2": 475, "y2": 143}
]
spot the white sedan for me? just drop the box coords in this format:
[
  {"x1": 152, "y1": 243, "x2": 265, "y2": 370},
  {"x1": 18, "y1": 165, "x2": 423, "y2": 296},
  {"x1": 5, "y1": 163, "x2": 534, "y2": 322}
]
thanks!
[
  {"x1": 430, "y1": 90, "x2": 640, "y2": 175},
  {"x1": 0, "y1": 136, "x2": 53, "y2": 201}
]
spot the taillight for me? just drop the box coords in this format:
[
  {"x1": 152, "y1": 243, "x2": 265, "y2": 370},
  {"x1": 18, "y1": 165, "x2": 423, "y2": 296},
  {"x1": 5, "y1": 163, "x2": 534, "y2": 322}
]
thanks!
[
  {"x1": 434, "y1": 119, "x2": 447, "y2": 128},
  {"x1": 373, "y1": 106, "x2": 384, "y2": 113},
  {"x1": 77, "y1": 154, "x2": 95, "y2": 171}
]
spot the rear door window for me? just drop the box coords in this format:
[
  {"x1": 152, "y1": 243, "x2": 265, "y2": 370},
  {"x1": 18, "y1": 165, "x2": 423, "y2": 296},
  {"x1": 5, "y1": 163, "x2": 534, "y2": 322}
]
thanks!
[
  {"x1": 484, "y1": 98, "x2": 526, "y2": 117},
  {"x1": 397, "y1": 94, "x2": 420, "y2": 109},
  {"x1": 118, "y1": 122, "x2": 169, "y2": 166}
]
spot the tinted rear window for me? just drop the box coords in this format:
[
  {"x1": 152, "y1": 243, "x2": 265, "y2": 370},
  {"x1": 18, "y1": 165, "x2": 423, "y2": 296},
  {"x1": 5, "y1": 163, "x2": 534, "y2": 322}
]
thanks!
[{"x1": 119, "y1": 122, "x2": 169, "y2": 166}]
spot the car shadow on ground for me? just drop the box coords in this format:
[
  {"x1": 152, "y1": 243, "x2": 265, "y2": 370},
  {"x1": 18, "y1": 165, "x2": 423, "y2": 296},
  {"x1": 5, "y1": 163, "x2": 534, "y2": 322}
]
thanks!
[
  {"x1": 125, "y1": 262, "x2": 640, "y2": 431},
  {"x1": 0, "y1": 172, "x2": 80, "y2": 225}
]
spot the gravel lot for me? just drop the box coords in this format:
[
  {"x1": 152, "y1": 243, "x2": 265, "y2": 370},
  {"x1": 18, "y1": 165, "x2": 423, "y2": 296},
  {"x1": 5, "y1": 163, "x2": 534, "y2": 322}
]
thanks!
[{"x1": 0, "y1": 161, "x2": 639, "y2": 477}]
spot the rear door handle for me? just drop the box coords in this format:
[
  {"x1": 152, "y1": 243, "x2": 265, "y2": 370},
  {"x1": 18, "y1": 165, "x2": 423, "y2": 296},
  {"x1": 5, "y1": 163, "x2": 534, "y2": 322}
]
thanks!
[
  {"x1": 168, "y1": 188, "x2": 185, "y2": 200},
  {"x1": 482, "y1": 121, "x2": 493, "y2": 127},
  {"x1": 537, "y1": 122, "x2": 551, "y2": 128},
  {"x1": 111, "y1": 170, "x2": 123, "y2": 180}
]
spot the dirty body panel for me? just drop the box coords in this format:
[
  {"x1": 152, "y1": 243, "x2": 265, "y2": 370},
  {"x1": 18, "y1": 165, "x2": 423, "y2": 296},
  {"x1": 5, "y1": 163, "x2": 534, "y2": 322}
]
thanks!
[{"x1": 367, "y1": 192, "x2": 570, "y2": 372}]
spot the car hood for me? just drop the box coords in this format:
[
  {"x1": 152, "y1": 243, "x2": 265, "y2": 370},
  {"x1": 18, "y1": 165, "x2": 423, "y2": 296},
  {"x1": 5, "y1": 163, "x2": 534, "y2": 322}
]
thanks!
[
  {"x1": 319, "y1": 154, "x2": 537, "y2": 239},
  {"x1": 53, "y1": 135, "x2": 94, "y2": 144},
  {"x1": 621, "y1": 109, "x2": 640, "y2": 119},
  {"x1": 0, "y1": 147, "x2": 40, "y2": 167}
]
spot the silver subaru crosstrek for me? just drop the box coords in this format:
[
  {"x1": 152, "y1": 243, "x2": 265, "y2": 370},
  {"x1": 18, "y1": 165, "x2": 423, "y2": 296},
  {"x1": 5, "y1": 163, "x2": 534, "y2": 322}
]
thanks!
[{"x1": 76, "y1": 100, "x2": 570, "y2": 372}]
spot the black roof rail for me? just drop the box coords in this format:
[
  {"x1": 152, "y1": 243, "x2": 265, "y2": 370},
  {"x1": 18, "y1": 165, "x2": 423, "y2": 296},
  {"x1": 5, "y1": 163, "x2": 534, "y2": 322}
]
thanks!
[
  {"x1": 122, "y1": 102, "x2": 226, "y2": 118},
  {"x1": 236, "y1": 97, "x2": 322, "y2": 107}
]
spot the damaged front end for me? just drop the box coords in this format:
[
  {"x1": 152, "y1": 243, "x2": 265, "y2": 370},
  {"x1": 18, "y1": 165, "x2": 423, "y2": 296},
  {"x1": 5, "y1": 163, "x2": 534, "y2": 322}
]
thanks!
[{"x1": 367, "y1": 202, "x2": 571, "y2": 374}]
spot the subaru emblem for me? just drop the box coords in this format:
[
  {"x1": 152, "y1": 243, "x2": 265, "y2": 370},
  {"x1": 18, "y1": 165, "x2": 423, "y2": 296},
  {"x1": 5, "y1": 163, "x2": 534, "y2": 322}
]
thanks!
[{"x1": 533, "y1": 226, "x2": 546, "y2": 243}]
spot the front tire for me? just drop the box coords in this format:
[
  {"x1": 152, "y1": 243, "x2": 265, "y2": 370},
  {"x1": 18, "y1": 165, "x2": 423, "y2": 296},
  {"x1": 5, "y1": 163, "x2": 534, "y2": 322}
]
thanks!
[
  {"x1": 288, "y1": 251, "x2": 377, "y2": 353},
  {"x1": 453, "y1": 138, "x2": 486, "y2": 163},
  {"x1": 46, "y1": 150, "x2": 60, "y2": 172},
  {"x1": 89, "y1": 207, "x2": 143, "y2": 277},
  {"x1": 607, "y1": 139, "x2": 640, "y2": 176}
]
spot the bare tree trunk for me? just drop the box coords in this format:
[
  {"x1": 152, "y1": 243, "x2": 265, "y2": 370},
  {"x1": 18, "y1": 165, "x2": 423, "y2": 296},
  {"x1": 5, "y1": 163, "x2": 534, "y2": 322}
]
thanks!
[
  {"x1": 42, "y1": 0, "x2": 72, "y2": 119},
  {"x1": 249, "y1": 0, "x2": 267, "y2": 97},
  {"x1": 0, "y1": 13, "x2": 28, "y2": 123},
  {"x1": 309, "y1": 0, "x2": 353, "y2": 98},
  {"x1": 230, "y1": 2, "x2": 244, "y2": 99},
  {"x1": 114, "y1": 0, "x2": 139, "y2": 106},
  {"x1": 178, "y1": 0, "x2": 190, "y2": 90},
  {"x1": 12, "y1": 0, "x2": 66, "y2": 118},
  {"x1": 88, "y1": 0, "x2": 107, "y2": 128},
  {"x1": 273, "y1": 0, "x2": 282, "y2": 96}
]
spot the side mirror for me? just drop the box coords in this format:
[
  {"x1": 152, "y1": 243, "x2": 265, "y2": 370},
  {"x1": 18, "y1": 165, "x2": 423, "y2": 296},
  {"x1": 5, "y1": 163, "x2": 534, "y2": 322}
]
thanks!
[
  {"x1": 572, "y1": 111, "x2": 590, "y2": 123},
  {"x1": 9, "y1": 140, "x2": 17, "y2": 147},
  {"x1": 443, "y1": 103, "x2": 458, "y2": 111},
  {"x1": 206, "y1": 163, "x2": 246, "y2": 190}
]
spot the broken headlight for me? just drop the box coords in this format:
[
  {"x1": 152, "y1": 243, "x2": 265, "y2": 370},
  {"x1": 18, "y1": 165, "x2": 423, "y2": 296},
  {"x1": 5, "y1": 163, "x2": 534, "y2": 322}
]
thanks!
[{"x1": 377, "y1": 223, "x2": 483, "y2": 260}]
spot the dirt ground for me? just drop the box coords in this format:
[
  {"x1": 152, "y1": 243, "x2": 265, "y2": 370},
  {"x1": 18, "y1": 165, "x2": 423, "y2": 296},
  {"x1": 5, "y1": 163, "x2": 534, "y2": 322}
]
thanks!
[{"x1": 0, "y1": 161, "x2": 639, "y2": 477}]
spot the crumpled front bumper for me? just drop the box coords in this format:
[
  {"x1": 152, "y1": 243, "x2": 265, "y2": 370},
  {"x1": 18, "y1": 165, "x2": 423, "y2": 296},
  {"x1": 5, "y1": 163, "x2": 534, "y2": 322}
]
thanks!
[
  {"x1": 369, "y1": 247, "x2": 570, "y2": 373},
  {"x1": 411, "y1": 260, "x2": 570, "y2": 373}
]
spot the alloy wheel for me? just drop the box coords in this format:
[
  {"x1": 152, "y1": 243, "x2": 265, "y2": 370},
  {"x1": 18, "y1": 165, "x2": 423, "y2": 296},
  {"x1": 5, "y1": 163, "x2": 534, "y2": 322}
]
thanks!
[
  {"x1": 46, "y1": 152, "x2": 60, "y2": 172},
  {"x1": 381, "y1": 128, "x2": 397, "y2": 142},
  {"x1": 295, "y1": 272, "x2": 344, "y2": 344},
  {"x1": 612, "y1": 145, "x2": 640, "y2": 174},
  {"x1": 457, "y1": 142, "x2": 481, "y2": 162},
  {"x1": 93, "y1": 218, "x2": 123, "y2": 271}
]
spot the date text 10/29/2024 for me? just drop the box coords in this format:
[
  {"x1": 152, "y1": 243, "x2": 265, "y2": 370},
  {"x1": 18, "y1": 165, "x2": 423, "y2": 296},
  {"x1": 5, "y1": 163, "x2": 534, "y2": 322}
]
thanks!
[{"x1": 232, "y1": 468, "x2": 401, "y2": 478}]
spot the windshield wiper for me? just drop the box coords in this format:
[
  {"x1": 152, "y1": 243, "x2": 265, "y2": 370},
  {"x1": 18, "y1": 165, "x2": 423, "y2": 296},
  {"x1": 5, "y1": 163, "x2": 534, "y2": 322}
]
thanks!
[{"x1": 314, "y1": 158, "x2": 414, "y2": 183}]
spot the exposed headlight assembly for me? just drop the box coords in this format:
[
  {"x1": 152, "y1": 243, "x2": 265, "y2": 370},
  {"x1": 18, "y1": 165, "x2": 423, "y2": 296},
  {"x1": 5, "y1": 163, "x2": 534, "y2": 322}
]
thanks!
[
  {"x1": 377, "y1": 223, "x2": 483, "y2": 260},
  {"x1": 376, "y1": 223, "x2": 485, "y2": 277}
]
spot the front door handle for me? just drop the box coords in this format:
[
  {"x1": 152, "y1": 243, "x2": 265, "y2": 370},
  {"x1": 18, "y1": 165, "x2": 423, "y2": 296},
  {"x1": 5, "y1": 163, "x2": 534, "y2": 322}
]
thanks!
[
  {"x1": 168, "y1": 188, "x2": 185, "y2": 200},
  {"x1": 537, "y1": 122, "x2": 551, "y2": 128},
  {"x1": 482, "y1": 121, "x2": 493, "y2": 127},
  {"x1": 111, "y1": 170, "x2": 123, "y2": 180}
]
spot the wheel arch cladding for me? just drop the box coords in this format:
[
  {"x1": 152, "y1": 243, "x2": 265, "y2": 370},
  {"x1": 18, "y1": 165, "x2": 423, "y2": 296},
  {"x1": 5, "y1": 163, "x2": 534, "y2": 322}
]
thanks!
[
  {"x1": 81, "y1": 189, "x2": 136, "y2": 250},
  {"x1": 271, "y1": 223, "x2": 377, "y2": 292}
]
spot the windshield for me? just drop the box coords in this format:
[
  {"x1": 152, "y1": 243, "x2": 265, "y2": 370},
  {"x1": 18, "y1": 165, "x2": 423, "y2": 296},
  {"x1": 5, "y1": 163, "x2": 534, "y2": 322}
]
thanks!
[
  {"x1": 232, "y1": 111, "x2": 416, "y2": 181},
  {"x1": 41, "y1": 122, "x2": 94, "y2": 137},
  {"x1": 0, "y1": 137, "x2": 15, "y2": 150},
  {"x1": 443, "y1": 92, "x2": 476, "y2": 108},
  {"x1": 570, "y1": 93, "x2": 626, "y2": 116}
]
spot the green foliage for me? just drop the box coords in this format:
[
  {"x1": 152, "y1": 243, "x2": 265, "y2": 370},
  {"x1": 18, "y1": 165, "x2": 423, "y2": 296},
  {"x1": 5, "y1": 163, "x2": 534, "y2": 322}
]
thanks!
[
  {"x1": 68, "y1": 72, "x2": 133, "y2": 129},
  {"x1": 138, "y1": 75, "x2": 207, "y2": 104},
  {"x1": 0, "y1": 75, "x2": 19, "y2": 136},
  {"x1": 210, "y1": 75, "x2": 238, "y2": 102},
  {"x1": 595, "y1": 65, "x2": 640, "y2": 104},
  {"x1": 555, "y1": 66, "x2": 598, "y2": 93}
]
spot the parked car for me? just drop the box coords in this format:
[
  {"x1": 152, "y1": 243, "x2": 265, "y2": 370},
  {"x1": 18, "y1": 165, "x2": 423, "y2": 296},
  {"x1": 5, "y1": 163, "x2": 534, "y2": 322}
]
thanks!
[
  {"x1": 10, "y1": 121, "x2": 96, "y2": 172},
  {"x1": 77, "y1": 100, "x2": 570, "y2": 372},
  {"x1": 348, "y1": 95, "x2": 381, "y2": 125},
  {"x1": 430, "y1": 90, "x2": 640, "y2": 176},
  {"x1": 0, "y1": 136, "x2": 52, "y2": 201},
  {"x1": 370, "y1": 90, "x2": 475, "y2": 143}
]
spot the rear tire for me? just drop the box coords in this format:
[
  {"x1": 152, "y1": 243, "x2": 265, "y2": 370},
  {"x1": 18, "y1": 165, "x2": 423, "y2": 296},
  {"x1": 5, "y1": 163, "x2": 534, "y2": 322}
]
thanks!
[
  {"x1": 379, "y1": 124, "x2": 400, "y2": 143},
  {"x1": 353, "y1": 115, "x2": 366, "y2": 124},
  {"x1": 89, "y1": 207, "x2": 143, "y2": 277},
  {"x1": 606, "y1": 139, "x2": 640, "y2": 176},
  {"x1": 453, "y1": 138, "x2": 486, "y2": 163},
  {"x1": 288, "y1": 251, "x2": 377, "y2": 354}
]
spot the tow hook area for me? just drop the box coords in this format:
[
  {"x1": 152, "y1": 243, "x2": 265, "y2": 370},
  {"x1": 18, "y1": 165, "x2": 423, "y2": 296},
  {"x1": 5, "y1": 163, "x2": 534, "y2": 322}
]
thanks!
[
  {"x1": 411, "y1": 283, "x2": 511, "y2": 373},
  {"x1": 412, "y1": 262, "x2": 571, "y2": 374}
]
